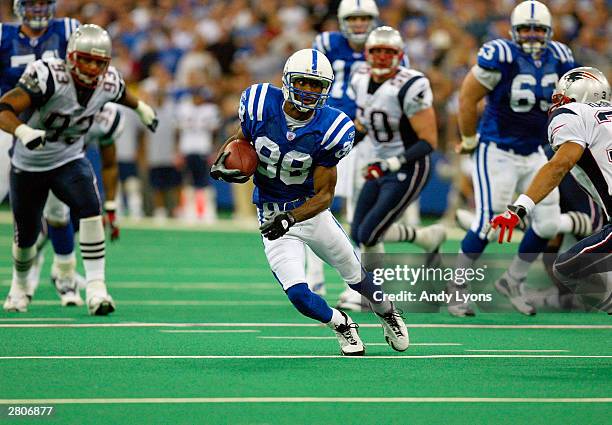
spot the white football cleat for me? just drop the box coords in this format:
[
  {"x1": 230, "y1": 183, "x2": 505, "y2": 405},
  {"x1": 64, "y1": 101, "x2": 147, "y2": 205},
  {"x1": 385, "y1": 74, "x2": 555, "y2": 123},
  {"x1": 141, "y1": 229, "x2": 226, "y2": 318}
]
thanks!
[
  {"x1": 52, "y1": 275, "x2": 84, "y2": 307},
  {"x1": 446, "y1": 283, "x2": 476, "y2": 317},
  {"x1": 336, "y1": 287, "x2": 370, "y2": 312},
  {"x1": 3, "y1": 281, "x2": 31, "y2": 313},
  {"x1": 332, "y1": 311, "x2": 365, "y2": 356},
  {"x1": 454, "y1": 209, "x2": 475, "y2": 231},
  {"x1": 86, "y1": 281, "x2": 115, "y2": 316},
  {"x1": 495, "y1": 272, "x2": 536, "y2": 316},
  {"x1": 376, "y1": 306, "x2": 409, "y2": 351}
]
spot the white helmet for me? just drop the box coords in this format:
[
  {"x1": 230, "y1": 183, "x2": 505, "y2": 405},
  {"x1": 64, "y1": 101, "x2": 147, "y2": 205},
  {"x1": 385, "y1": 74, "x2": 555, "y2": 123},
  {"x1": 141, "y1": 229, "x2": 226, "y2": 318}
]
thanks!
[
  {"x1": 337, "y1": 0, "x2": 379, "y2": 45},
  {"x1": 552, "y1": 67, "x2": 610, "y2": 110},
  {"x1": 14, "y1": 0, "x2": 56, "y2": 30},
  {"x1": 282, "y1": 49, "x2": 334, "y2": 112},
  {"x1": 510, "y1": 0, "x2": 552, "y2": 55},
  {"x1": 365, "y1": 26, "x2": 404, "y2": 78},
  {"x1": 66, "y1": 24, "x2": 112, "y2": 88}
]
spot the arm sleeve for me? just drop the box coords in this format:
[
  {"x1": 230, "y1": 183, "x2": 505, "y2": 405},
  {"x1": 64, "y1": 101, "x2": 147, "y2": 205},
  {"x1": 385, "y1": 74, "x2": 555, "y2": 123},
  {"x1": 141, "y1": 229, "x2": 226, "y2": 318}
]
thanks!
[
  {"x1": 317, "y1": 117, "x2": 355, "y2": 167},
  {"x1": 312, "y1": 33, "x2": 330, "y2": 55},
  {"x1": 238, "y1": 87, "x2": 254, "y2": 140},
  {"x1": 95, "y1": 104, "x2": 124, "y2": 146},
  {"x1": 401, "y1": 76, "x2": 433, "y2": 117},
  {"x1": 16, "y1": 60, "x2": 53, "y2": 107},
  {"x1": 471, "y1": 65, "x2": 502, "y2": 90},
  {"x1": 547, "y1": 107, "x2": 587, "y2": 150}
]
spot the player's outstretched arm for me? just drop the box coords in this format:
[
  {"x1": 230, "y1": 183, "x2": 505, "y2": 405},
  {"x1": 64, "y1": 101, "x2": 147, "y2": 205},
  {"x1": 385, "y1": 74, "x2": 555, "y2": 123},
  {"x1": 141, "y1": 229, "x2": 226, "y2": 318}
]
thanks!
[
  {"x1": 490, "y1": 142, "x2": 584, "y2": 243},
  {"x1": 457, "y1": 72, "x2": 489, "y2": 154},
  {"x1": 117, "y1": 89, "x2": 158, "y2": 132},
  {"x1": 0, "y1": 87, "x2": 45, "y2": 150}
]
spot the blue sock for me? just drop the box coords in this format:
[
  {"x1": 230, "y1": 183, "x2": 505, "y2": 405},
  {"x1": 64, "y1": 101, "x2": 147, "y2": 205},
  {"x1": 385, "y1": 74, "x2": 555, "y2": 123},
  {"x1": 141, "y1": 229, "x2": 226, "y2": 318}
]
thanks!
[
  {"x1": 349, "y1": 272, "x2": 391, "y2": 314},
  {"x1": 48, "y1": 222, "x2": 75, "y2": 256},
  {"x1": 518, "y1": 227, "x2": 549, "y2": 262},
  {"x1": 285, "y1": 283, "x2": 333, "y2": 323},
  {"x1": 460, "y1": 230, "x2": 488, "y2": 260}
]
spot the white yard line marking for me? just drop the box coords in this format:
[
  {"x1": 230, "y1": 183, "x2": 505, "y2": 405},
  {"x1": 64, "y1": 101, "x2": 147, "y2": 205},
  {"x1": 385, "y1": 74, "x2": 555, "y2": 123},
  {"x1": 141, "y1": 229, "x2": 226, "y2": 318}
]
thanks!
[
  {"x1": 466, "y1": 350, "x2": 570, "y2": 353},
  {"x1": 160, "y1": 330, "x2": 260, "y2": 334},
  {"x1": 367, "y1": 343, "x2": 462, "y2": 347},
  {"x1": 0, "y1": 397, "x2": 610, "y2": 404},
  {"x1": 257, "y1": 338, "x2": 462, "y2": 346},
  {"x1": 0, "y1": 318, "x2": 75, "y2": 322},
  {"x1": 0, "y1": 322, "x2": 610, "y2": 329},
  {"x1": 31, "y1": 300, "x2": 286, "y2": 306},
  {"x1": 258, "y1": 336, "x2": 336, "y2": 340},
  {"x1": 0, "y1": 355, "x2": 610, "y2": 360}
]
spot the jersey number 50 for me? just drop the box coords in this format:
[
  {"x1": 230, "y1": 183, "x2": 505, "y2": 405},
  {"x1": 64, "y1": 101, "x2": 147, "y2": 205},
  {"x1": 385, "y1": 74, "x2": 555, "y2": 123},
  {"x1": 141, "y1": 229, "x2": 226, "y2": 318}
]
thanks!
[
  {"x1": 510, "y1": 73, "x2": 558, "y2": 113},
  {"x1": 255, "y1": 137, "x2": 312, "y2": 185}
]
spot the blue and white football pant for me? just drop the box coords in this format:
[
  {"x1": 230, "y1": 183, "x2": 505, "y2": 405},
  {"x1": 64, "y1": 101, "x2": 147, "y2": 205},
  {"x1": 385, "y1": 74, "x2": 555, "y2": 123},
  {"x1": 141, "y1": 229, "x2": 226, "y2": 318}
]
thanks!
[
  {"x1": 258, "y1": 208, "x2": 362, "y2": 291},
  {"x1": 470, "y1": 142, "x2": 560, "y2": 241},
  {"x1": 0, "y1": 131, "x2": 12, "y2": 203}
]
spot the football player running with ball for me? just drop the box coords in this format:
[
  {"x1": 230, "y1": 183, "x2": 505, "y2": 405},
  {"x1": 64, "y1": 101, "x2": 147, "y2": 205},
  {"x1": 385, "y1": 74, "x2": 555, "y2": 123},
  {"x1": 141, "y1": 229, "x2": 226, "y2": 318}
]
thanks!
[
  {"x1": 211, "y1": 49, "x2": 409, "y2": 356},
  {"x1": 491, "y1": 67, "x2": 611, "y2": 312},
  {"x1": 452, "y1": 0, "x2": 577, "y2": 316},
  {"x1": 0, "y1": 24, "x2": 158, "y2": 314}
]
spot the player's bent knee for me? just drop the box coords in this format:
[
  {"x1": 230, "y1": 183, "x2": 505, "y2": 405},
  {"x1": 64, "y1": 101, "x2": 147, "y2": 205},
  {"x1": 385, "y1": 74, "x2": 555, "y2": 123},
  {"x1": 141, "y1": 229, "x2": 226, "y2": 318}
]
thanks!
[{"x1": 285, "y1": 283, "x2": 332, "y2": 323}]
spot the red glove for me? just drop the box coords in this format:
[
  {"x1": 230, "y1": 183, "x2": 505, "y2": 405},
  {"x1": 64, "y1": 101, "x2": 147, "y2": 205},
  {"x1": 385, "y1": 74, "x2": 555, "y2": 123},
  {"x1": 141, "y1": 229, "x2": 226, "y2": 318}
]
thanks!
[
  {"x1": 104, "y1": 200, "x2": 120, "y2": 242},
  {"x1": 489, "y1": 205, "x2": 527, "y2": 244},
  {"x1": 363, "y1": 162, "x2": 386, "y2": 180}
]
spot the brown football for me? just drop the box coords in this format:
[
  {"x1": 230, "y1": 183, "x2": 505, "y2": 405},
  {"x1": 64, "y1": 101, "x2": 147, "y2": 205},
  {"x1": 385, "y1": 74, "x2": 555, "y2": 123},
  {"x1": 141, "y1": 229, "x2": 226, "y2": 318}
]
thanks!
[{"x1": 224, "y1": 139, "x2": 258, "y2": 177}]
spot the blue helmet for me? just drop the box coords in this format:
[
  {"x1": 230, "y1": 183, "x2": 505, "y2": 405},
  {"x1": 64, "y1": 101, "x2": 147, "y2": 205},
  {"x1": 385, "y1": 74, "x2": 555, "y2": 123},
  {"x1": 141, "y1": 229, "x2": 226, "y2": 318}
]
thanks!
[{"x1": 14, "y1": 0, "x2": 56, "y2": 30}]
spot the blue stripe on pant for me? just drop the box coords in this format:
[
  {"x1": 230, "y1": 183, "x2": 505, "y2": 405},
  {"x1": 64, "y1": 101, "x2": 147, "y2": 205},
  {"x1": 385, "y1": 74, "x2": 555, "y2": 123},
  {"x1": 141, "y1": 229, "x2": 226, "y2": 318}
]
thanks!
[{"x1": 351, "y1": 156, "x2": 430, "y2": 247}]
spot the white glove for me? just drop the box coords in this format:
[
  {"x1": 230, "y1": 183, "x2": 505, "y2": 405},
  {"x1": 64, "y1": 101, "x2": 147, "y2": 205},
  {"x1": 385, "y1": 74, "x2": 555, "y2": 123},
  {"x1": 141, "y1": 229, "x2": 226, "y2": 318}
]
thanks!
[
  {"x1": 15, "y1": 124, "x2": 46, "y2": 150},
  {"x1": 457, "y1": 134, "x2": 478, "y2": 154},
  {"x1": 135, "y1": 100, "x2": 158, "y2": 132}
]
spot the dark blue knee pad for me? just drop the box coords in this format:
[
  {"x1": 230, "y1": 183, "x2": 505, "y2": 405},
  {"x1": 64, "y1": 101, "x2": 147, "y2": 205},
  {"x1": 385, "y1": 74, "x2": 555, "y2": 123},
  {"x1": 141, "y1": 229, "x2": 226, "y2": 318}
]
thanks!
[{"x1": 285, "y1": 283, "x2": 332, "y2": 323}]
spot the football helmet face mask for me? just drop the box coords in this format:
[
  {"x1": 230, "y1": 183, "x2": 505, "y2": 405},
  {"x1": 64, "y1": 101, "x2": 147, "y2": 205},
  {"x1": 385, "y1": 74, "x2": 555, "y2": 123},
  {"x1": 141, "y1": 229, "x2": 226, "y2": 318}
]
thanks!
[
  {"x1": 510, "y1": 0, "x2": 552, "y2": 56},
  {"x1": 551, "y1": 67, "x2": 610, "y2": 111},
  {"x1": 365, "y1": 26, "x2": 404, "y2": 78},
  {"x1": 337, "y1": 0, "x2": 379, "y2": 45},
  {"x1": 282, "y1": 49, "x2": 334, "y2": 112},
  {"x1": 66, "y1": 24, "x2": 112, "y2": 89},
  {"x1": 14, "y1": 0, "x2": 56, "y2": 30}
]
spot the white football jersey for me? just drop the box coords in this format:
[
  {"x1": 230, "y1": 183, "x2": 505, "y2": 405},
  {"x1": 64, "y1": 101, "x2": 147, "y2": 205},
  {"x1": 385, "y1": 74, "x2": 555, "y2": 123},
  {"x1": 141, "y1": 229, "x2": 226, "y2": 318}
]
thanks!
[
  {"x1": 176, "y1": 100, "x2": 221, "y2": 155},
  {"x1": 85, "y1": 103, "x2": 124, "y2": 147},
  {"x1": 548, "y1": 100, "x2": 612, "y2": 219},
  {"x1": 351, "y1": 65, "x2": 433, "y2": 159},
  {"x1": 12, "y1": 58, "x2": 125, "y2": 171}
]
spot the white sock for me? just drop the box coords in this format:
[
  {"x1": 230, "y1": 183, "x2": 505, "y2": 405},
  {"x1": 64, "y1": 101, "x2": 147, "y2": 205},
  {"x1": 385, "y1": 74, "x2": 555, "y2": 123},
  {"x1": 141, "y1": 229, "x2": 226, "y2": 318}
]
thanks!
[
  {"x1": 507, "y1": 255, "x2": 532, "y2": 282},
  {"x1": 52, "y1": 252, "x2": 76, "y2": 279},
  {"x1": 559, "y1": 214, "x2": 573, "y2": 233},
  {"x1": 79, "y1": 216, "x2": 105, "y2": 284},
  {"x1": 326, "y1": 308, "x2": 346, "y2": 328},
  {"x1": 383, "y1": 223, "x2": 416, "y2": 243},
  {"x1": 125, "y1": 177, "x2": 143, "y2": 218},
  {"x1": 12, "y1": 243, "x2": 36, "y2": 289},
  {"x1": 305, "y1": 247, "x2": 325, "y2": 285}
]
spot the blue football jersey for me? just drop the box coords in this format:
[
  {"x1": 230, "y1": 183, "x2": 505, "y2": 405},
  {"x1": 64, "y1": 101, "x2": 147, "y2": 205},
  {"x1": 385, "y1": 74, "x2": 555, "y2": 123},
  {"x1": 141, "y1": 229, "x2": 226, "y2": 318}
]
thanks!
[
  {"x1": 239, "y1": 83, "x2": 355, "y2": 205},
  {"x1": 0, "y1": 18, "x2": 79, "y2": 95},
  {"x1": 476, "y1": 38, "x2": 576, "y2": 155}
]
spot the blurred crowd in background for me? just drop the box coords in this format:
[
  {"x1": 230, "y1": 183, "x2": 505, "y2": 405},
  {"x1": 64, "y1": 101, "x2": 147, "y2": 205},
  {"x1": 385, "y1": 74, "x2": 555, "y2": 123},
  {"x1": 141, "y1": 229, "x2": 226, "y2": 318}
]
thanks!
[{"x1": 1, "y1": 0, "x2": 610, "y2": 222}]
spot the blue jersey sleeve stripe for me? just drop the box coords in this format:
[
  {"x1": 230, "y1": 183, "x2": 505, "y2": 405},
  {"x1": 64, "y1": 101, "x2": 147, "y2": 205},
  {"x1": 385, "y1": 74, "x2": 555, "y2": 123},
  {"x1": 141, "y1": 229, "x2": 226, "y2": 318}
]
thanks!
[
  {"x1": 322, "y1": 32, "x2": 331, "y2": 52},
  {"x1": 321, "y1": 114, "x2": 346, "y2": 145},
  {"x1": 492, "y1": 40, "x2": 505, "y2": 62},
  {"x1": 550, "y1": 42, "x2": 567, "y2": 63},
  {"x1": 313, "y1": 34, "x2": 323, "y2": 52},
  {"x1": 499, "y1": 39, "x2": 513, "y2": 62},
  {"x1": 560, "y1": 43, "x2": 574, "y2": 62},
  {"x1": 324, "y1": 120, "x2": 353, "y2": 150},
  {"x1": 256, "y1": 83, "x2": 269, "y2": 121},
  {"x1": 247, "y1": 84, "x2": 258, "y2": 121},
  {"x1": 64, "y1": 17, "x2": 71, "y2": 41}
]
